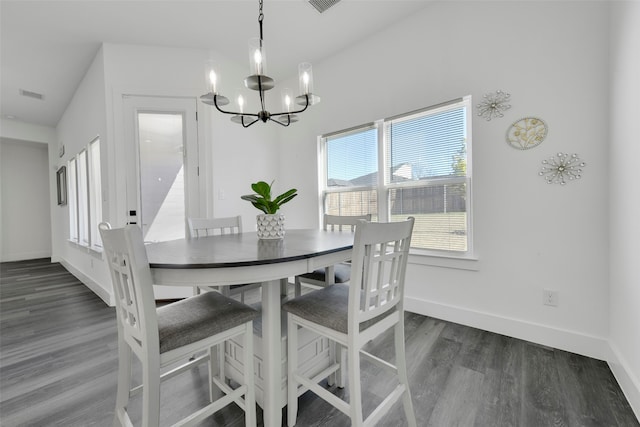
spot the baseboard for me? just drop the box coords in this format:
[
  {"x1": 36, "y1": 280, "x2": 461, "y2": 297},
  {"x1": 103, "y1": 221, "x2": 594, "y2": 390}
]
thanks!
[
  {"x1": 59, "y1": 259, "x2": 114, "y2": 306},
  {"x1": 404, "y1": 296, "x2": 609, "y2": 361},
  {"x1": 1, "y1": 250, "x2": 52, "y2": 262},
  {"x1": 608, "y1": 342, "x2": 640, "y2": 420}
]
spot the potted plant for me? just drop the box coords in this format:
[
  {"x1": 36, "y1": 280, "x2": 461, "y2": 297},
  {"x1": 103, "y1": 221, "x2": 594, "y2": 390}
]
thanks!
[{"x1": 241, "y1": 180, "x2": 297, "y2": 239}]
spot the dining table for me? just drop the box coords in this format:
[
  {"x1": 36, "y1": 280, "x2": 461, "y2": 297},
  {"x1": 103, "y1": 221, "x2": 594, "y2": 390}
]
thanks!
[{"x1": 145, "y1": 228, "x2": 355, "y2": 427}]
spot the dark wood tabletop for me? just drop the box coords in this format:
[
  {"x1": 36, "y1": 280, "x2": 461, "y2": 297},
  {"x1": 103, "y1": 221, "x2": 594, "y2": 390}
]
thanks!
[{"x1": 145, "y1": 229, "x2": 355, "y2": 269}]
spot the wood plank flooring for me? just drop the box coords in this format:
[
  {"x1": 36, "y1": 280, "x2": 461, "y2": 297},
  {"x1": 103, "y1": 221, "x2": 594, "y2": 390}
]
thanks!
[{"x1": 1, "y1": 258, "x2": 638, "y2": 426}]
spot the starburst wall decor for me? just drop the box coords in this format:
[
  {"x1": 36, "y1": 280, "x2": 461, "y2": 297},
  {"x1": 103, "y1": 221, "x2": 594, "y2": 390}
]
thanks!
[
  {"x1": 476, "y1": 90, "x2": 511, "y2": 121},
  {"x1": 539, "y1": 153, "x2": 586, "y2": 185}
]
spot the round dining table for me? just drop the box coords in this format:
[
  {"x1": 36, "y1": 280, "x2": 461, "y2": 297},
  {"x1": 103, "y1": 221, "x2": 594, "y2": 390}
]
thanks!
[{"x1": 145, "y1": 229, "x2": 355, "y2": 427}]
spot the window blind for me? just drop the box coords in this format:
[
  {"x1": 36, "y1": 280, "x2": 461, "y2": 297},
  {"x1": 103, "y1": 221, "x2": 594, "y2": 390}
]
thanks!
[
  {"x1": 386, "y1": 107, "x2": 466, "y2": 183},
  {"x1": 326, "y1": 126, "x2": 377, "y2": 188}
]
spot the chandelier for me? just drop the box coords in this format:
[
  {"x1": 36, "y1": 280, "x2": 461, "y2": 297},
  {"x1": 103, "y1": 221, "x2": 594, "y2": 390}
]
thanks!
[{"x1": 200, "y1": 0, "x2": 320, "y2": 127}]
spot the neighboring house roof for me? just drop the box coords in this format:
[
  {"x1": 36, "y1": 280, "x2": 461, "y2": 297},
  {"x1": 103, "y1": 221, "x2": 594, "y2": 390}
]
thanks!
[{"x1": 328, "y1": 163, "x2": 414, "y2": 187}]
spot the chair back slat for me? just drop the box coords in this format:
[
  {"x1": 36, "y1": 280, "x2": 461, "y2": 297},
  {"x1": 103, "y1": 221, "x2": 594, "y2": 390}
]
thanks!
[
  {"x1": 349, "y1": 218, "x2": 414, "y2": 327},
  {"x1": 100, "y1": 223, "x2": 159, "y2": 355},
  {"x1": 189, "y1": 216, "x2": 243, "y2": 238},
  {"x1": 323, "y1": 214, "x2": 371, "y2": 232}
]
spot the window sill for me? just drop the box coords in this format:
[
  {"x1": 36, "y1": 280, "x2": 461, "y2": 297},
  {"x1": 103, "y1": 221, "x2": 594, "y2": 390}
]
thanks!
[
  {"x1": 67, "y1": 239, "x2": 103, "y2": 256},
  {"x1": 408, "y1": 250, "x2": 479, "y2": 271}
]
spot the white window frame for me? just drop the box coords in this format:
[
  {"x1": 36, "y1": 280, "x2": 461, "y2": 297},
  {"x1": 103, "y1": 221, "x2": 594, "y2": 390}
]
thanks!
[
  {"x1": 88, "y1": 137, "x2": 102, "y2": 250},
  {"x1": 67, "y1": 136, "x2": 103, "y2": 252},
  {"x1": 68, "y1": 157, "x2": 78, "y2": 242},
  {"x1": 321, "y1": 123, "x2": 380, "y2": 219},
  {"x1": 77, "y1": 149, "x2": 89, "y2": 246},
  {"x1": 320, "y1": 96, "x2": 474, "y2": 260}
]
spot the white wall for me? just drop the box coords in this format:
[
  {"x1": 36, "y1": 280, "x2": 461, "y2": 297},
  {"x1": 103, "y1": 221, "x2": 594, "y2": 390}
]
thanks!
[
  {"x1": 0, "y1": 139, "x2": 52, "y2": 261},
  {"x1": 0, "y1": 119, "x2": 57, "y2": 263},
  {"x1": 52, "y1": 42, "x2": 281, "y2": 302},
  {"x1": 54, "y1": 46, "x2": 110, "y2": 302},
  {"x1": 102, "y1": 43, "x2": 280, "y2": 227},
  {"x1": 609, "y1": 0, "x2": 640, "y2": 418},
  {"x1": 279, "y1": 1, "x2": 611, "y2": 359},
  {"x1": 0, "y1": 118, "x2": 56, "y2": 144}
]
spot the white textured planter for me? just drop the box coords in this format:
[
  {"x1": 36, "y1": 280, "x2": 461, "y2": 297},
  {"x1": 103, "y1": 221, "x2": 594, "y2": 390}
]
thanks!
[{"x1": 256, "y1": 213, "x2": 285, "y2": 239}]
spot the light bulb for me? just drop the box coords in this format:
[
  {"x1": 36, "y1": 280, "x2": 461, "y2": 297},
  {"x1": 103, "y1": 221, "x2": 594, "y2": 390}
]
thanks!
[
  {"x1": 208, "y1": 70, "x2": 217, "y2": 93},
  {"x1": 237, "y1": 95, "x2": 245, "y2": 113},
  {"x1": 254, "y1": 49, "x2": 262, "y2": 65}
]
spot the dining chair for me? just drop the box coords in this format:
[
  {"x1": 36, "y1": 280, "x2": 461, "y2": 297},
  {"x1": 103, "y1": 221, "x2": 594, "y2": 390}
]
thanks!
[
  {"x1": 294, "y1": 214, "x2": 371, "y2": 297},
  {"x1": 188, "y1": 216, "x2": 262, "y2": 302},
  {"x1": 100, "y1": 223, "x2": 258, "y2": 427},
  {"x1": 283, "y1": 218, "x2": 417, "y2": 427}
]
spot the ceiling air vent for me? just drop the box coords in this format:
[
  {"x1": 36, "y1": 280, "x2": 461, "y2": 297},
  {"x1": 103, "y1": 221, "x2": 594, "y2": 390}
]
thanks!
[
  {"x1": 308, "y1": 0, "x2": 341, "y2": 14},
  {"x1": 19, "y1": 88, "x2": 45, "y2": 101}
]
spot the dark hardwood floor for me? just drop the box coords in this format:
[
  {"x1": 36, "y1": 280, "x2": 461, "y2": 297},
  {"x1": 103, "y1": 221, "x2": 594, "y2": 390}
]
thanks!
[{"x1": 1, "y1": 258, "x2": 638, "y2": 426}]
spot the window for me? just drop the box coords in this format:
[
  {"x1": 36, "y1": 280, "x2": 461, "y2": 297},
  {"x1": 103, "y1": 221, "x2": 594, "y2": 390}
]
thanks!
[
  {"x1": 68, "y1": 157, "x2": 78, "y2": 242},
  {"x1": 77, "y1": 149, "x2": 89, "y2": 245},
  {"x1": 322, "y1": 97, "x2": 472, "y2": 255},
  {"x1": 324, "y1": 125, "x2": 379, "y2": 219},
  {"x1": 89, "y1": 138, "x2": 102, "y2": 249},
  {"x1": 67, "y1": 137, "x2": 103, "y2": 250}
]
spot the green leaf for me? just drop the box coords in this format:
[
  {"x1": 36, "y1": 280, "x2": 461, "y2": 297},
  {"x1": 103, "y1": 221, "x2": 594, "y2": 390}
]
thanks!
[
  {"x1": 251, "y1": 181, "x2": 272, "y2": 199},
  {"x1": 273, "y1": 188, "x2": 297, "y2": 205}
]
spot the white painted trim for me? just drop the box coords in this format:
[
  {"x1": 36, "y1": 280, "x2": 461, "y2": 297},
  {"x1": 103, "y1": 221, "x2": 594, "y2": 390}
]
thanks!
[
  {"x1": 0, "y1": 251, "x2": 51, "y2": 262},
  {"x1": 405, "y1": 296, "x2": 609, "y2": 361},
  {"x1": 608, "y1": 342, "x2": 640, "y2": 421},
  {"x1": 59, "y1": 259, "x2": 114, "y2": 306}
]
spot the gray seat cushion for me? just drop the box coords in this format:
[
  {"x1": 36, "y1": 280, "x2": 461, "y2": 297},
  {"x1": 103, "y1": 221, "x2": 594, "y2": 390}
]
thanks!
[
  {"x1": 282, "y1": 284, "x2": 396, "y2": 335},
  {"x1": 297, "y1": 263, "x2": 351, "y2": 283},
  {"x1": 157, "y1": 291, "x2": 259, "y2": 354}
]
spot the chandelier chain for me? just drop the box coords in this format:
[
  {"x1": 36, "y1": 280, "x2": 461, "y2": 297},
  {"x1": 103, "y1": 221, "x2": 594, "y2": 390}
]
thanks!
[{"x1": 258, "y1": 0, "x2": 264, "y2": 41}]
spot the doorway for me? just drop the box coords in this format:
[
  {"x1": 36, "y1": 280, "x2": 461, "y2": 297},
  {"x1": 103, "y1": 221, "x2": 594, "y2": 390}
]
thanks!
[{"x1": 123, "y1": 96, "x2": 200, "y2": 243}]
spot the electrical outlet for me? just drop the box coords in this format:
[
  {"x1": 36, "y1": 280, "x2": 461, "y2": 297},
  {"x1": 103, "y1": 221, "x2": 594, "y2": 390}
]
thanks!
[{"x1": 543, "y1": 289, "x2": 558, "y2": 306}]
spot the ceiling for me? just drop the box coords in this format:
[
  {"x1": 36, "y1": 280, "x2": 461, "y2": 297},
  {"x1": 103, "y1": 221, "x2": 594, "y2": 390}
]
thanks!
[{"x1": 0, "y1": 0, "x2": 433, "y2": 128}]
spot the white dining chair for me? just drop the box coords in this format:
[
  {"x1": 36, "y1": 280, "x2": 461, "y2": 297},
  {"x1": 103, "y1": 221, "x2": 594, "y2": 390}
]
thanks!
[
  {"x1": 283, "y1": 218, "x2": 417, "y2": 427},
  {"x1": 100, "y1": 223, "x2": 258, "y2": 427},
  {"x1": 188, "y1": 216, "x2": 262, "y2": 302},
  {"x1": 294, "y1": 214, "x2": 371, "y2": 297}
]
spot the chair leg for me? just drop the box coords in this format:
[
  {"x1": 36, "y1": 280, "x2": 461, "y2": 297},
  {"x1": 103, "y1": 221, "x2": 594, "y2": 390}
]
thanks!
[
  {"x1": 242, "y1": 323, "x2": 256, "y2": 427},
  {"x1": 218, "y1": 342, "x2": 226, "y2": 386},
  {"x1": 338, "y1": 344, "x2": 347, "y2": 388},
  {"x1": 208, "y1": 345, "x2": 225, "y2": 402},
  {"x1": 395, "y1": 320, "x2": 417, "y2": 427},
  {"x1": 141, "y1": 354, "x2": 161, "y2": 427},
  {"x1": 287, "y1": 316, "x2": 299, "y2": 427},
  {"x1": 347, "y1": 344, "x2": 364, "y2": 427},
  {"x1": 294, "y1": 276, "x2": 302, "y2": 297},
  {"x1": 328, "y1": 341, "x2": 336, "y2": 386},
  {"x1": 327, "y1": 342, "x2": 346, "y2": 388},
  {"x1": 113, "y1": 339, "x2": 132, "y2": 427}
]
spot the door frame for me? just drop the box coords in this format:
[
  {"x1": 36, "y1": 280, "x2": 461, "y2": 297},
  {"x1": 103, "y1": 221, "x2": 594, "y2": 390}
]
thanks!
[{"x1": 122, "y1": 95, "x2": 201, "y2": 240}]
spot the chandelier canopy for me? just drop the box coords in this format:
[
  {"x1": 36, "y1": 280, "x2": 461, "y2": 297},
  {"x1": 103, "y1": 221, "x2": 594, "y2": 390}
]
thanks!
[{"x1": 200, "y1": 0, "x2": 320, "y2": 128}]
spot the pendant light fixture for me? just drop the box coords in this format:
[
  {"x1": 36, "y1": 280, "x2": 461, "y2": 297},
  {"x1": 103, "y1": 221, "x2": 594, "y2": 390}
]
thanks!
[{"x1": 200, "y1": 0, "x2": 320, "y2": 128}]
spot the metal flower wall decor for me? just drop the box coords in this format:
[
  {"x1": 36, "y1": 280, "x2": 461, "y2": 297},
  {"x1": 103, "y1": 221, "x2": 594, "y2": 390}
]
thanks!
[
  {"x1": 539, "y1": 153, "x2": 586, "y2": 185},
  {"x1": 476, "y1": 90, "x2": 511, "y2": 121},
  {"x1": 506, "y1": 117, "x2": 548, "y2": 150}
]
